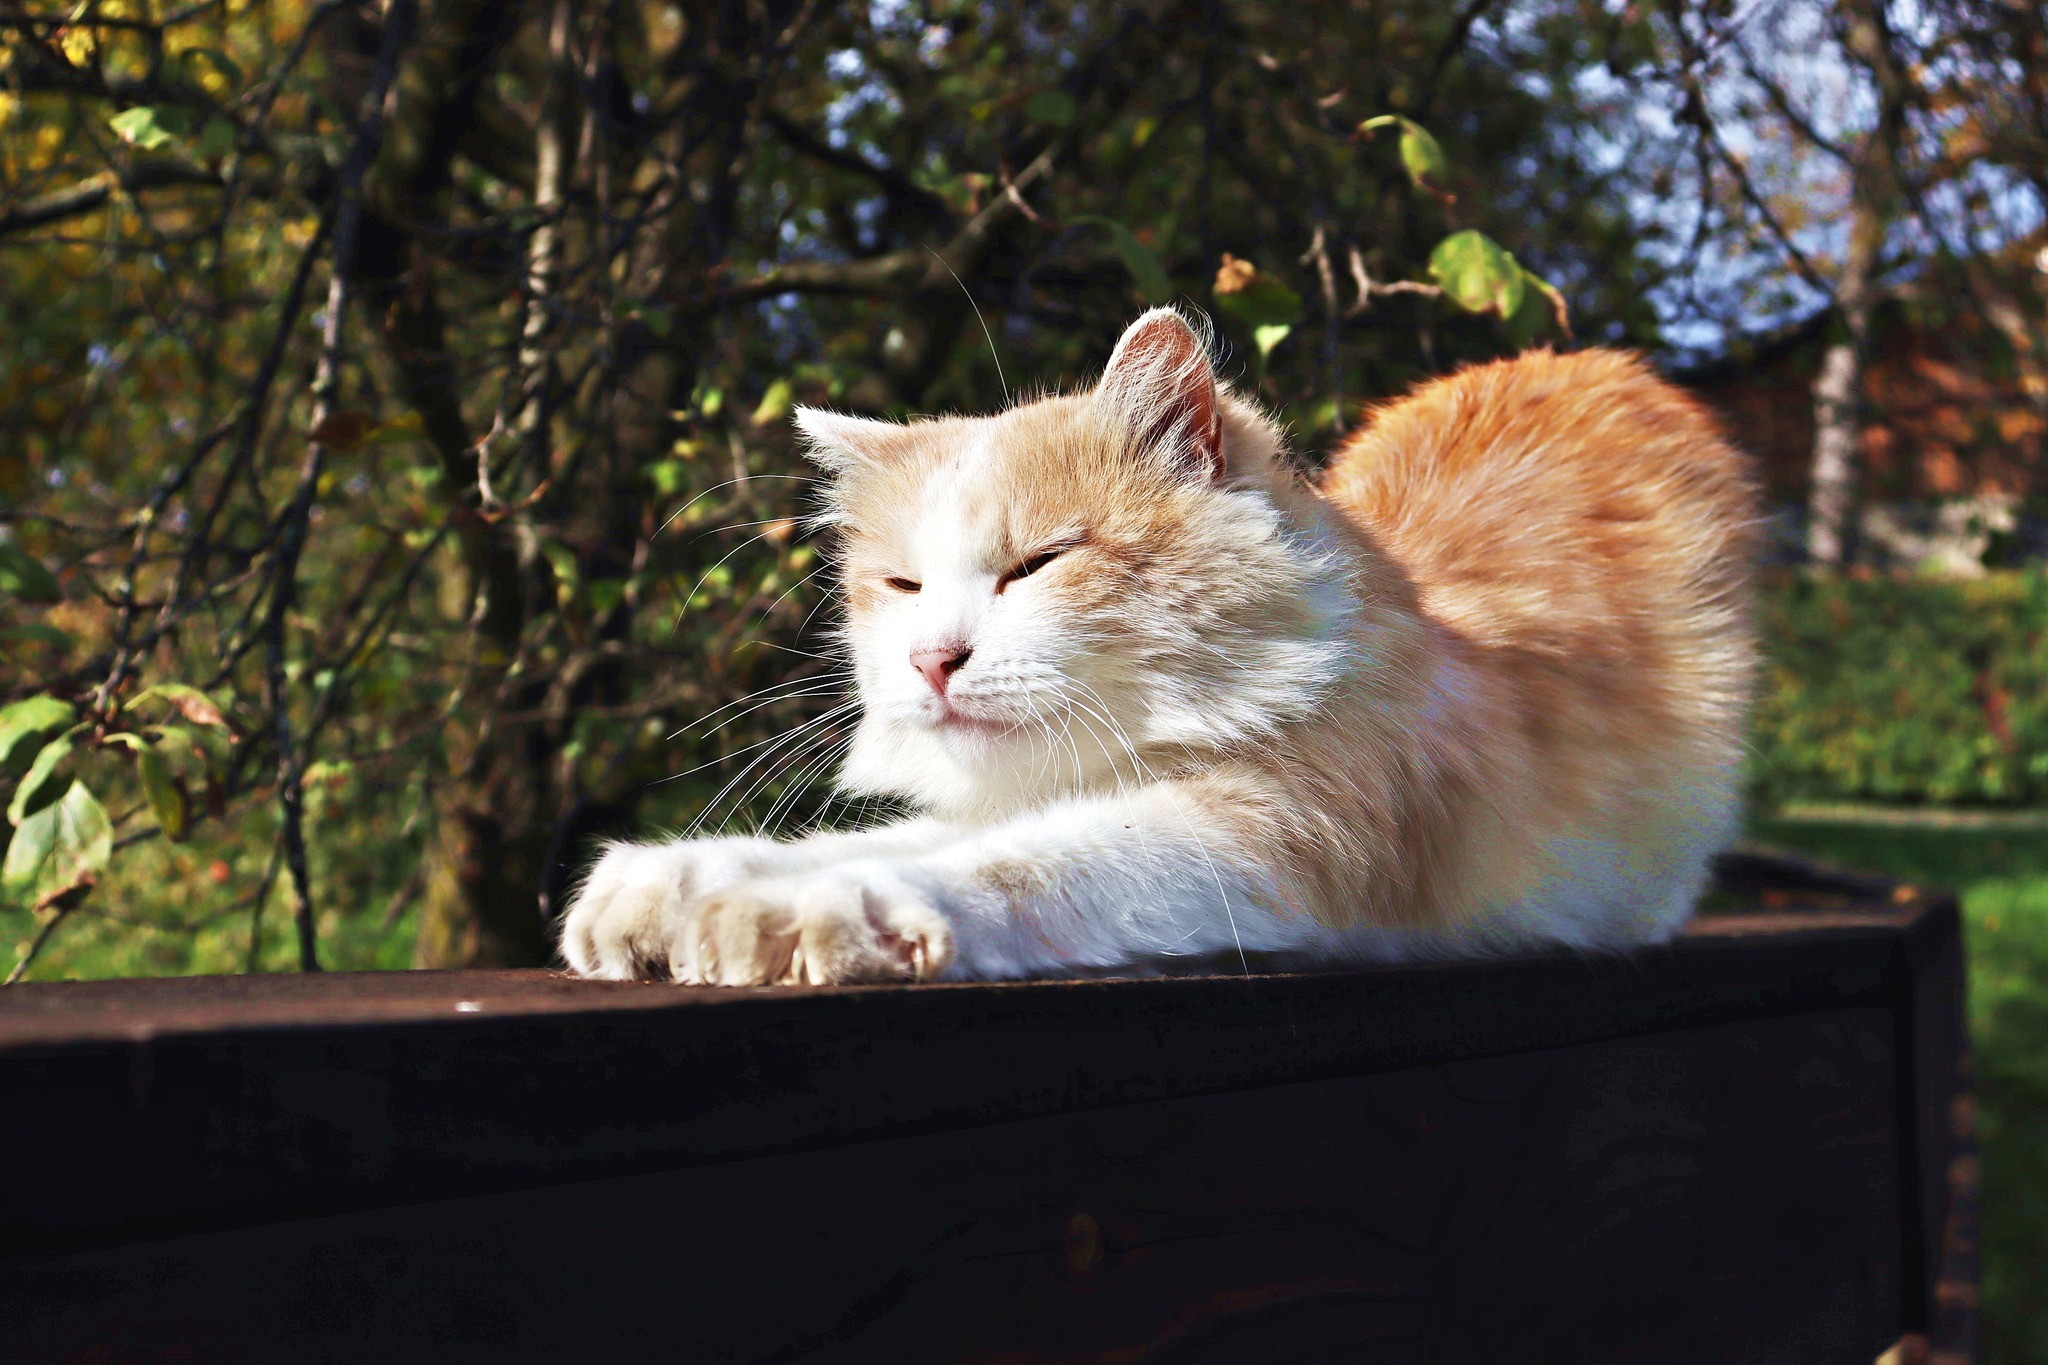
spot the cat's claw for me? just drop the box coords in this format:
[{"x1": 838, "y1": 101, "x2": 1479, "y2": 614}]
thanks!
[
  {"x1": 683, "y1": 871, "x2": 953, "y2": 986},
  {"x1": 560, "y1": 838, "x2": 770, "y2": 980}
]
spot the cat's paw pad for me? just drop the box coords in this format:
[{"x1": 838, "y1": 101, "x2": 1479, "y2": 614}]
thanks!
[
  {"x1": 561, "y1": 840, "x2": 763, "y2": 980},
  {"x1": 686, "y1": 871, "x2": 953, "y2": 986}
]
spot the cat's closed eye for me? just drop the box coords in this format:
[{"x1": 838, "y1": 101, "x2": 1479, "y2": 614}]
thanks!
[
  {"x1": 997, "y1": 546, "x2": 1066, "y2": 592},
  {"x1": 884, "y1": 576, "x2": 921, "y2": 593}
]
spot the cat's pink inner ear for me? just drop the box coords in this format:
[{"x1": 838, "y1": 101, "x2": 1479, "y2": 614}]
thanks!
[
  {"x1": 1096, "y1": 309, "x2": 1223, "y2": 482},
  {"x1": 791, "y1": 407, "x2": 906, "y2": 470}
]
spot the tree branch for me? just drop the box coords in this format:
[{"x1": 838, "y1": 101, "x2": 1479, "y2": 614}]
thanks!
[
  {"x1": 1419, "y1": 0, "x2": 1501, "y2": 117},
  {"x1": 264, "y1": 0, "x2": 417, "y2": 972},
  {"x1": 715, "y1": 140, "x2": 1059, "y2": 305},
  {"x1": 0, "y1": 159, "x2": 221, "y2": 239},
  {"x1": 760, "y1": 110, "x2": 949, "y2": 217}
]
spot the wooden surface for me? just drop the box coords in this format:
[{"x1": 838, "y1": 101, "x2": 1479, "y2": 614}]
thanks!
[{"x1": 0, "y1": 856, "x2": 1969, "y2": 1364}]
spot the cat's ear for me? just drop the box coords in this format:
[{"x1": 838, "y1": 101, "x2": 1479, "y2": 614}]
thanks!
[
  {"x1": 792, "y1": 407, "x2": 910, "y2": 471},
  {"x1": 1094, "y1": 307, "x2": 1223, "y2": 482}
]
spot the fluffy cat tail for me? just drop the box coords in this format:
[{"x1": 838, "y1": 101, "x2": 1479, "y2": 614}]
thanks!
[
  {"x1": 1318, "y1": 348, "x2": 1759, "y2": 943},
  {"x1": 1322, "y1": 347, "x2": 1756, "y2": 729}
]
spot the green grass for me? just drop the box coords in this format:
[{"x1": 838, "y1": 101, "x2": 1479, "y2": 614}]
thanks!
[{"x1": 1754, "y1": 811, "x2": 2048, "y2": 1365}]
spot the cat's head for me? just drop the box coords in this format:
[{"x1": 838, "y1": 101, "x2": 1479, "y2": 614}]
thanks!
[{"x1": 796, "y1": 308, "x2": 1358, "y2": 819}]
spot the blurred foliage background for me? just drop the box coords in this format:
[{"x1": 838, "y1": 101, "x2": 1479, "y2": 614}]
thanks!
[
  {"x1": 4, "y1": 0, "x2": 2048, "y2": 1353},
  {"x1": 1753, "y1": 572, "x2": 2048, "y2": 805},
  {"x1": 0, "y1": 0, "x2": 1808, "y2": 975}
]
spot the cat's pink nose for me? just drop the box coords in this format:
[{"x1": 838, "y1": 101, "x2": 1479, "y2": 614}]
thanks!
[{"x1": 910, "y1": 645, "x2": 972, "y2": 697}]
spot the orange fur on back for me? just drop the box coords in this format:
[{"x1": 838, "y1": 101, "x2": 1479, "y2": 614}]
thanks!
[
  {"x1": 1324, "y1": 348, "x2": 1755, "y2": 681},
  {"x1": 1298, "y1": 348, "x2": 1759, "y2": 942}
]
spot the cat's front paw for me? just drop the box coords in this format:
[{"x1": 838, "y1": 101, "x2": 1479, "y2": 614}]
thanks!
[
  {"x1": 686, "y1": 869, "x2": 954, "y2": 986},
  {"x1": 561, "y1": 839, "x2": 769, "y2": 980}
]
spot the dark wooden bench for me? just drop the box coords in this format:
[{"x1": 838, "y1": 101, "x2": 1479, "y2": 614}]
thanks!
[{"x1": 0, "y1": 852, "x2": 1972, "y2": 1363}]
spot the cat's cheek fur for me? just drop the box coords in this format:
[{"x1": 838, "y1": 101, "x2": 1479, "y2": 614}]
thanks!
[{"x1": 839, "y1": 712, "x2": 1040, "y2": 816}]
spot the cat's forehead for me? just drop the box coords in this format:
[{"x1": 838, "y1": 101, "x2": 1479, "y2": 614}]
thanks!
[
  {"x1": 838, "y1": 398, "x2": 1113, "y2": 544},
  {"x1": 907, "y1": 422, "x2": 1006, "y2": 546},
  {"x1": 929, "y1": 397, "x2": 1091, "y2": 478}
]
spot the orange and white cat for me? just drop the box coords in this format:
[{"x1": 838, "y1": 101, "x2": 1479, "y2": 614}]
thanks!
[{"x1": 563, "y1": 308, "x2": 1756, "y2": 984}]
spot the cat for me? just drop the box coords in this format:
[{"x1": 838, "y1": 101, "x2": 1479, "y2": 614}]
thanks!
[{"x1": 561, "y1": 307, "x2": 1757, "y2": 984}]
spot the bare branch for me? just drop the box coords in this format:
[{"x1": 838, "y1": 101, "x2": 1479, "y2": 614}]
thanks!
[
  {"x1": 1420, "y1": 0, "x2": 1502, "y2": 117},
  {"x1": 761, "y1": 110, "x2": 948, "y2": 217},
  {"x1": 1682, "y1": 77, "x2": 1832, "y2": 294},
  {"x1": 1343, "y1": 245, "x2": 1442, "y2": 316},
  {"x1": 0, "y1": 159, "x2": 220, "y2": 239},
  {"x1": 4, "y1": 905, "x2": 74, "y2": 985},
  {"x1": 717, "y1": 142, "x2": 1060, "y2": 305},
  {"x1": 264, "y1": 0, "x2": 418, "y2": 973}
]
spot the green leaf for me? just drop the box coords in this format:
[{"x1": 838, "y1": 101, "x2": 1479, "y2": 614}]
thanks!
[
  {"x1": 0, "y1": 624, "x2": 72, "y2": 651},
  {"x1": 1503, "y1": 290, "x2": 1544, "y2": 348},
  {"x1": 1, "y1": 781, "x2": 112, "y2": 911},
  {"x1": 540, "y1": 542, "x2": 579, "y2": 606},
  {"x1": 1501, "y1": 269, "x2": 1571, "y2": 348},
  {"x1": 648, "y1": 459, "x2": 687, "y2": 496},
  {"x1": 137, "y1": 743, "x2": 189, "y2": 842},
  {"x1": 0, "y1": 544, "x2": 59, "y2": 602},
  {"x1": 0, "y1": 697, "x2": 74, "y2": 780},
  {"x1": 192, "y1": 117, "x2": 237, "y2": 160},
  {"x1": 1361, "y1": 115, "x2": 1450, "y2": 194},
  {"x1": 9, "y1": 733, "x2": 75, "y2": 825},
  {"x1": 656, "y1": 460, "x2": 700, "y2": 496},
  {"x1": 1526, "y1": 271, "x2": 1571, "y2": 336},
  {"x1": 1070, "y1": 216, "x2": 1173, "y2": 304},
  {"x1": 1211, "y1": 258, "x2": 1303, "y2": 330},
  {"x1": 1025, "y1": 90, "x2": 1076, "y2": 126},
  {"x1": 1253, "y1": 323, "x2": 1292, "y2": 361},
  {"x1": 109, "y1": 105, "x2": 195, "y2": 151},
  {"x1": 365, "y1": 411, "x2": 426, "y2": 446},
  {"x1": 629, "y1": 303, "x2": 673, "y2": 340},
  {"x1": 302, "y1": 758, "x2": 355, "y2": 790},
  {"x1": 1399, "y1": 123, "x2": 1449, "y2": 191},
  {"x1": 128, "y1": 684, "x2": 231, "y2": 730},
  {"x1": 146, "y1": 723, "x2": 208, "y2": 779},
  {"x1": 1428, "y1": 230, "x2": 1526, "y2": 317},
  {"x1": 750, "y1": 377, "x2": 794, "y2": 427}
]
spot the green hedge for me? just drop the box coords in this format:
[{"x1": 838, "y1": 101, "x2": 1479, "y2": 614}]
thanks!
[{"x1": 1752, "y1": 570, "x2": 2048, "y2": 806}]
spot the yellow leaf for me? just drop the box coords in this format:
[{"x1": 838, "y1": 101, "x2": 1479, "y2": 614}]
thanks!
[
  {"x1": 366, "y1": 411, "x2": 426, "y2": 445},
  {"x1": 750, "y1": 378, "x2": 794, "y2": 427},
  {"x1": 59, "y1": 26, "x2": 95, "y2": 66},
  {"x1": 138, "y1": 744, "x2": 190, "y2": 841}
]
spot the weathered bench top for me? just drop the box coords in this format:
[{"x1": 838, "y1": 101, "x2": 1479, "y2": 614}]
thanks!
[
  {"x1": 0, "y1": 903, "x2": 1939, "y2": 1047},
  {"x1": 0, "y1": 853, "x2": 1971, "y2": 1363}
]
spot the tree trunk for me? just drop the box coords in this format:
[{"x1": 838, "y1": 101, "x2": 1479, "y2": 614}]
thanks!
[
  {"x1": 411, "y1": 0, "x2": 577, "y2": 970},
  {"x1": 1805, "y1": 215, "x2": 1878, "y2": 567},
  {"x1": 1807, "y1": 0, "x2": 1908, "y2": 568},
  {"x1": 407, "y1": 3, "x2": 754, "y2": 967}
]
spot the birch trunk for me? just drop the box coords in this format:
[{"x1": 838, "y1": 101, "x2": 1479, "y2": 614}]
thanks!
[
  {"x1": 1805, "y1": 206, "x2": 1880, "y2": 567},
  {"x1": 1807, "y1": 0, "x2": 1908, "y2": 568}
]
